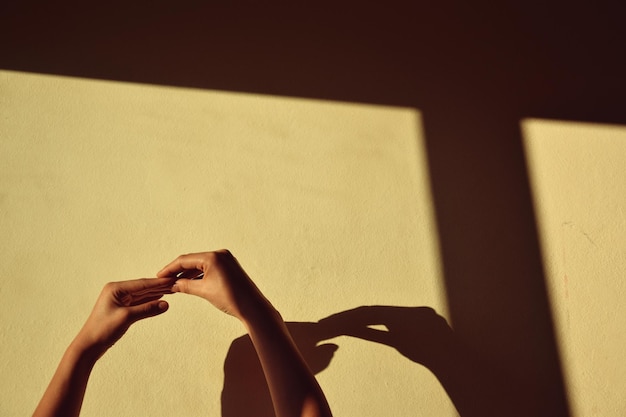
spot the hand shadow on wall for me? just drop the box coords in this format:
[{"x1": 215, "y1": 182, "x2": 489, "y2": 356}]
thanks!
[
  {"x1": 221, "y1": 306, "x2": 531, "y2": 417},
  {"x1": 221, "y1": 320, "x2": 340, "y2": 417}
]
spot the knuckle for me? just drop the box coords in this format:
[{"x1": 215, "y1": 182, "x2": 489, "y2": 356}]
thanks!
[
  {"x1": 205, "y1": 251, "x2": 219, "y2": 263},
  {"x1": 215, "y1": 249, "x2": 233, "y2": 261},
  {"x1": 198, "y1": 250, "x2": 236, "y2": 271},
  {"x1": 120, "y1": 308, "x2": 132, "y2": 321}
]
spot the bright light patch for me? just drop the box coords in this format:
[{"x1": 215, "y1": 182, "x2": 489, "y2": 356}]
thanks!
[
  {"x1": 0, "y1": 70, "x2": 451, "y2": 417},
  {"x1": 522, "y1": 118, "x2": 626, "y2": 417}
]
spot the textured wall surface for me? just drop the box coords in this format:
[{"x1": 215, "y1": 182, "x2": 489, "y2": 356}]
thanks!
[
  {"x1": 2, "y1": 70, "x2": 625, "y2": 417},
  {"x1": 0, "y1": 70, "x2": 451, "y2": 417},
  {"x1": 2, "y1": 2, "x2": 626, "y2": 416},
  {"x1": 523, "y1": 119, "x2": 626, "y2": 417}
]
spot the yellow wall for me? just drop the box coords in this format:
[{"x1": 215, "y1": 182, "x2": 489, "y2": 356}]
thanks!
[
  {"x1": 2, "y1": 70, "x2": 625, "y2": 417},
  {"x1": 523, "y1": 119, "x2": 626, "y2": 417},
  {"x1": 0, "y1": 70, "x2": 453, "y2": 416}
]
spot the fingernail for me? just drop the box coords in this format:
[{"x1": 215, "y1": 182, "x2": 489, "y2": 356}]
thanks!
[
  {"x1": 171, "y1": 283, "x2": 180, "y2": 292},
  {"x1": 158, "y1": 301, "x2": 168, "y2": 311}
]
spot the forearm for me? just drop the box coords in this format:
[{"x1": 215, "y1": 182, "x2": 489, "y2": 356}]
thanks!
[
  {"x1": 161, "y1": 250, "x2": 333, "y2": 416},
  {"x1": 242, "y1": 304, "x2": 332, "y2": 417},
  {"x1": 33, "y1": 339, "x2": 99, "y2": 417}
]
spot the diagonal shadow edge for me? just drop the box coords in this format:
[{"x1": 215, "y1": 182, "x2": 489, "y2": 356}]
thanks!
[{"x1": 422, "y1": 103, "x2": 571, "y2": 416}]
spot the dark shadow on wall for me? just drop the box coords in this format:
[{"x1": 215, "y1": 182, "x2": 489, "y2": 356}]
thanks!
[
  {"x1": 222, "y1": 307, "x2": 540, "y2": 417},
  {"x1": 221, "y1": 321, "x2": 339, "y2": 417},
  {"x1": 4, "y1": 2, "x2": 626, "y2": 416},
  {"x1": 422, "y1": 108, "x2": 566, "y2": 415}
]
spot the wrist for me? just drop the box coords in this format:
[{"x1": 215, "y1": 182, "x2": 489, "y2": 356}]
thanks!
[
  {"x1": 69, "y1": 334, "x2": 107, "y2": 364},
  {"x1": 239, "y1": 300, "x2": 283, "y2": 332}
]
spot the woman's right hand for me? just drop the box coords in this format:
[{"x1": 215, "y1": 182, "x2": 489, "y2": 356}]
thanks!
[{"x1": 157, "y1": 250, "x2": 273, "y2": 322}]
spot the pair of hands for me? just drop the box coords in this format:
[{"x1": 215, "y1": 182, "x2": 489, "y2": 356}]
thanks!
[
  {"x1": 76, "y1": 250, "x2": 263, "y2": 357},
  {"x1": 36, "y1": 251, "x2": 333, "y2": 417}
]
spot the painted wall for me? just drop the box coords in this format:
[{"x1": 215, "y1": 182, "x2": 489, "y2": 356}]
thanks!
[
  {"x1": 1, "y1": 70, "x2": 625, "y2": 417},
  {"x1": 523, "y1": 119, "x2": 626, "y2": 417},
  {"x1": 0, "y1": 70, "x2": 451, "y2": 417}
]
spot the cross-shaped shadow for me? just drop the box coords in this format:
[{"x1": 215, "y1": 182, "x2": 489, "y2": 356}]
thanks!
[{"x1": 4, "y1": 2, "x2": 625, "y2": 415}]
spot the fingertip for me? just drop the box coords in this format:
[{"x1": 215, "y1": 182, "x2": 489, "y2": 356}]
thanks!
[
  {"x1": 157, "y1": 301, "x2": 169, "y2": 312},
  {"x1": 171, "y1": 279, "x2": 192, "y2": 294}
]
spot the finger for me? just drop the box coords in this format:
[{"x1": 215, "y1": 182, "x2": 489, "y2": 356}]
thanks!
[
  {"x1": 171, "y1": 278, "x2": 205, "y2": 297},
  {"x1": 128, "y1": 286, "x2": 171, "y2": 298},
  {"x1": 129, "y1": 293, "x2": 168, "y2": 307},
  {"x1": 114, "y1": 277, "x2": 178, "y2": 294},
  {"x1": 127, "y1": 299, "x2": 169, "y2": 322},
  {"x1": 129, "y1": 290, "x2": 173, "y2": 304},
  {"x1": 157, "y1": 253, "x2": 211, "y2": 278},
  {"x1": 131, "y1": 285, "x2": 175, "y2": 298}
]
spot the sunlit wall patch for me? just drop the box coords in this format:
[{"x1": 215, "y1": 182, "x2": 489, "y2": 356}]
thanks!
[{"x1": 522, "y1": 118, "x2": 626, "y2": 417}]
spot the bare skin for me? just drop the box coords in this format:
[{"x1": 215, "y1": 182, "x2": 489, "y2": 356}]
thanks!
[
  {"x1": 33, "y1": 278, "x2": 174, "y2": 417},
  {"x1": 33, "y1": 250, "x2": 332, "y2": 417},
  {"x1": 158, "y1": 250, "x2": 333, "y2": 417}
]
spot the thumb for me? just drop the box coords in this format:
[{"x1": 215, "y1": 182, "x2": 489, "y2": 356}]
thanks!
[
  {"x1": 171, "y1": 279, "x2": 202, "y2": 296},
  {"x1": 127, "y1": 300, "x2": 169, "y2": 323}
]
